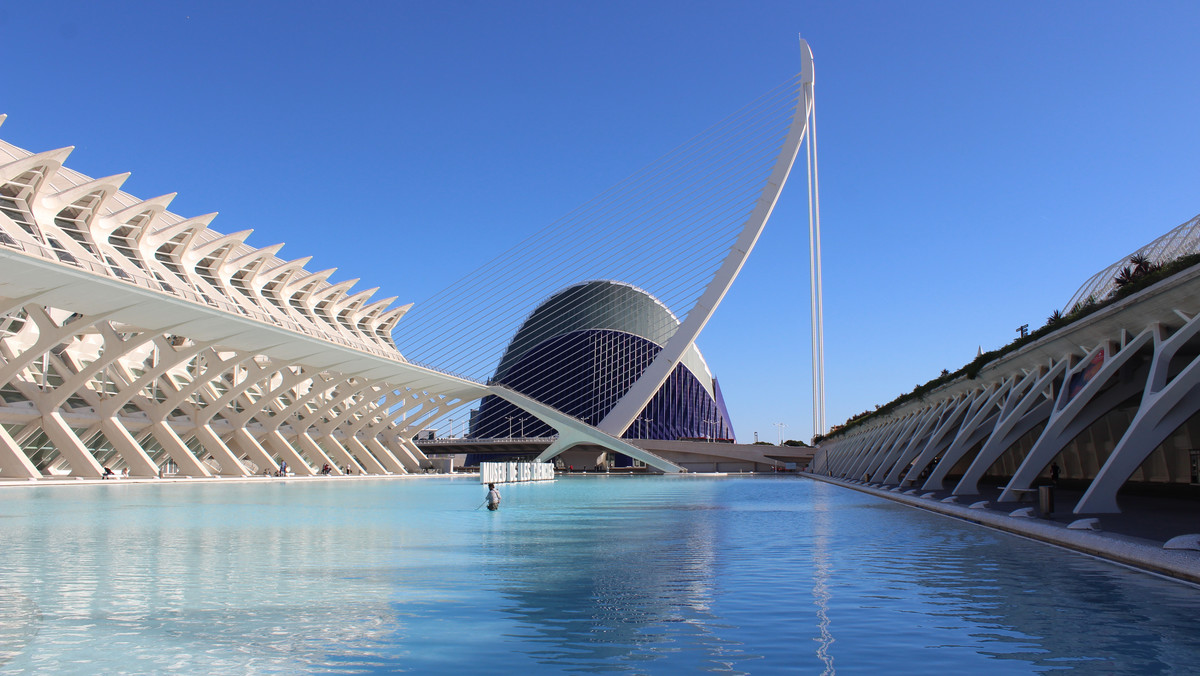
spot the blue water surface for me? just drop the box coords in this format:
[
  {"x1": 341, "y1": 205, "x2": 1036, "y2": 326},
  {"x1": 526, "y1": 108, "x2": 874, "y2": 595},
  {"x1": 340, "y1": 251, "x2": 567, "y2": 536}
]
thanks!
[{"x1": 1, "y1": 475, "x2": 1199, "y2": 674}]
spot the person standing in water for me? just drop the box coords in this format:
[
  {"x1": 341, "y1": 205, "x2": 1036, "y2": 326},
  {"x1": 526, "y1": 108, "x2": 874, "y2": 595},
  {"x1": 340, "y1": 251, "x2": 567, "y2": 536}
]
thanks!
[{"x1": 486, "y1": 483, "x2": 501, "y2": 511}]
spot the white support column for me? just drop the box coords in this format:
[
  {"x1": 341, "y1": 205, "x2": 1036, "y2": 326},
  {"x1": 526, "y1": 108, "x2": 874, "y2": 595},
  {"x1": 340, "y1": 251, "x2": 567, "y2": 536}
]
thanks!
[
  {"x1": 1000, "y1": 334, "x2": 1152, "y2": 502},
  {"x1": 227, "y1": 427, "x2": 279, "y2": 475},
  {"x1": 317, "y1": 387, "x2": 406, "y2": 474},
  {"x1": 322, "y1": 433, "x2": 385, "y2": 474},
  {"x1": 265, "y1": 372, "x2": 350, "y2": 473},
  {"x1": 862, "y1": 412, "x2": 925, "y2": 481},
  {"x1": 365, "y1": 436, "x2": 416, "y2": 472},
  {"x1": 1077, "y1": 315, "x2": 1200, "y2": 513},
  {"x1": 346, "y1": 434, "x2": 404, "y2": 474},
  {"x1": 297, "y1": 433, "x2": 362, "y2": 475},
  {"x1": 228, "y1": 366, "x2": 319, "y2": 474},
  {"x1": 393, "y1": 437, "x2": 428, "y2": 469},
  {"x1": 0, "y1": 423, "x2": 40, "y2": 478},
  {"x1": 860, "y1": 414, "x2": 924, "y2": 481},
  {"x1": 953, "y1": 360, "x2": 1067, "y2": 496},
  {"x1": 837, "y1": 423, "x2": 890, "y2": 477},
  {"x1": 337, "y1": 391, "x2": 414, "y2": 473},
  {"x1": 823, "y1": 427, "x2": 866, "y2": 476},
  {"x1": 920, "y1": 380, "x2": 1012, "y2": 491},
  {"x1": 826, "y1": 431, "x2": 865, "y2": 477},
  {"x1": 193, "y1": 423, "x2": 251, "y2": 476},
  {"x1": 96, "y1": 338, "x2": 220, "y2": 474},
  {"x1": 188, "y1": 356, "x2": 298, "y2": 473},
  {"x1": 846, "y1": 419, "x2": 906, "y2": 481},
  {"x1": 148, "y1": 419, "x2": 212, "y2": 477},
  {"x1": 41, "y1": 411, "x2": 104, "y2": 477},
  {"x1": 874, "y1": 400, "x2": 949, "y2": 484},
  {"x1": 99, "y1": 417, "x2": 160, "y2": 477},
  {"x1": 902, "y1": 386, "x2": 988, "y2": 487},
  {"x1": 262, "y1": 430, "x2": 318, "y2": 476}
]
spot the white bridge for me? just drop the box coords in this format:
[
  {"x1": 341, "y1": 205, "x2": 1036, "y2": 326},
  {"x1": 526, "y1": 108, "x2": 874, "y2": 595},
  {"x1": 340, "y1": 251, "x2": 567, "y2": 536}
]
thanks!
[{"x1": 0, "y1": 39, "x2": 819, "y2": 480}]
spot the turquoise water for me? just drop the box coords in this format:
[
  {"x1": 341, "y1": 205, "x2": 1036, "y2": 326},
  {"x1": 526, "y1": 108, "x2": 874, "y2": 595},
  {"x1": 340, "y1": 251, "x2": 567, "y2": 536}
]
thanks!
[{"x1": 2, "y1": 476, "x2": 1199, "y2": 674}]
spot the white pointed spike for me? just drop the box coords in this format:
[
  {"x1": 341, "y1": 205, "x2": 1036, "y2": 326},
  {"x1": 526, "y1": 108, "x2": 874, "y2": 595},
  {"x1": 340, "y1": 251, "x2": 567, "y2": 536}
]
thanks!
[{"x1": 149, "y1": 212, "x2": 218, "y2": 250}]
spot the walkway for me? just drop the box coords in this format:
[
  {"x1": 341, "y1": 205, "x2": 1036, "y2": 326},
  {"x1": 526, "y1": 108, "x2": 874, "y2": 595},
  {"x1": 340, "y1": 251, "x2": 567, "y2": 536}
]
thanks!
[{"x1": 803, "y1": 473, "x2": 1200, "y2": 585}]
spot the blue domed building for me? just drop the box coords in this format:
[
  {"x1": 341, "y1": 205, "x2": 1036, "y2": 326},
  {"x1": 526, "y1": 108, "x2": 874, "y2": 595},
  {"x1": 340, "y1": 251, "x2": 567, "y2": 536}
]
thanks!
[{"x1": 469, "y1": 281, "x2": 734, "y2": 464}]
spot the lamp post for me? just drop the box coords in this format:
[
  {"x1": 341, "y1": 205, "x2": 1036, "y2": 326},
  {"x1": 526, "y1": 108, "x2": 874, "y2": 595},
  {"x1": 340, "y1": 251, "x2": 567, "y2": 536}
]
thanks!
[
  {"x1": 506, "y1": 415, "x2": 515, "y2": 438},
  {"x1": 637, "y1": 416, "x2": 654, "y2": 439},
  {"x1": 773, "y1": 422, "x2": 788, "y2": 445},
  {"x1": 704, "y1": 419, "x2": 717, "y2": 441}
]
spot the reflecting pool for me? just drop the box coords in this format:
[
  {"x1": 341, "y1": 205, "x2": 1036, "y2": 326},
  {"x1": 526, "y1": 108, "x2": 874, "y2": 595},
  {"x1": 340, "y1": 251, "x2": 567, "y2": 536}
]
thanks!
[{"x1": 2, "y1": 476, "x2": 1199, "y2": 674}]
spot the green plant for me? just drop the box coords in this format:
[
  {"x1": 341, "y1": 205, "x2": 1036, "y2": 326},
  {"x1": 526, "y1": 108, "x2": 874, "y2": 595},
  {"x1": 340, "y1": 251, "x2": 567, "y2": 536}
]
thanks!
[{"x1": 817, "y1": 250, "x2": 1200, "y2": 442}]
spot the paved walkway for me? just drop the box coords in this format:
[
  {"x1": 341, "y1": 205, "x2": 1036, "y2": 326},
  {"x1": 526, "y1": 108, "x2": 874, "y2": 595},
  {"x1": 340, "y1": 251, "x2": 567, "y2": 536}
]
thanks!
[{"x1": 803, "y1": 472, "x2": 1200, "y2": 585}]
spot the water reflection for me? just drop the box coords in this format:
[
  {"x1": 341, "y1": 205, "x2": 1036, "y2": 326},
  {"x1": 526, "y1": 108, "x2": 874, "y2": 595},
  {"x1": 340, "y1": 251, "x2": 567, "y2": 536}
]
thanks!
[
  {"x1": 484, "y1": 485, "x2": 727, "y2": 671},
  {"x1": 811, "y1": 481, "x2": 835, "y2": 675},
  {"x1": 1, "y1": 477, "x2": 1200, "y2": 674}
]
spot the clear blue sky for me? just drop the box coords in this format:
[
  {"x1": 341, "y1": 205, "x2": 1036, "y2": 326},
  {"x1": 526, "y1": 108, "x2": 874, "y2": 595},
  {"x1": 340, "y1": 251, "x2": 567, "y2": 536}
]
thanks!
[{"x1": 2, "y1": 2, "x2": 1199, "y2": 443}]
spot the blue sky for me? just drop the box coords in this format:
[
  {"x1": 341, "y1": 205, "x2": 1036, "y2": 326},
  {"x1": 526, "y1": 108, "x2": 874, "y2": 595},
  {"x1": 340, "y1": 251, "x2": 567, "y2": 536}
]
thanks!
[{"x1": 2, "y1": 2, "x2": 1199, "y2": 443}]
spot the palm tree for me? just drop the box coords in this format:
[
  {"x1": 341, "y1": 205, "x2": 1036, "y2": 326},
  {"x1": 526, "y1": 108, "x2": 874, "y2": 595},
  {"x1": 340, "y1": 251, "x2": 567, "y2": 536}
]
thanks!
[
  {"x1": 1129, "y1": 253, "x2": 1157, "y2": 277},
  {"x1": 1113, "y1": 265, "x2": 1136, "y2": 288}
]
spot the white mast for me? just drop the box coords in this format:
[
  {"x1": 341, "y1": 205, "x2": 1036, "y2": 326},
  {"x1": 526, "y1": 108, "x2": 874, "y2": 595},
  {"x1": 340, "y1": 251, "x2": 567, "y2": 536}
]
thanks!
[{"x1": 801, "y1": 36, "x2": 826, "y2": 437}]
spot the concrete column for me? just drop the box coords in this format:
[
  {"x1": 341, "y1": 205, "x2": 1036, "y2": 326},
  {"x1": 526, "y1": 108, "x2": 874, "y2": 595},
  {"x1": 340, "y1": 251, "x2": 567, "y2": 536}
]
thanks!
[
  {"x1": 41, "y1": 412, "x2": 104, "y2": 477},
  {"x1": 887, "y1": 393, "x2": 974, "y2": 485},
  {"x1": 193, "y1": 424, "x2": 251, "y2": 476},
  {"x1": 875, "y1": 401, "x2": 948, "y2": 484},
  {"x1": 1078, "y1": 316, "x2": 1200, "y2": 513},
  {"x1": 296, "y1": 432, "x2": 360, "y2": 475},
  {"x1": 149, "y1": 420, "x2": 211, "y2": 477},
  {"x1": 321, "y1": 434, "x2": 386, "y2": 475},
  {"x1": 954, "y1": 360, "x2": 1067, "y2": 496},
  {"x1": 367, "y1": 435, "x2": 417, "y2": 472},
  {"x1": 99, "y1": 417, "x2": 159, "y2": 477},
  {"x1": 263, "y1": 430, "x2": 316, "y2": 475},
  {"x1": 227, "y1": 428, "x2": 280, "y2": 475},
  {"x1": 920, "y1": 381, "x2": 1012, "y2": 490},
  {"x1": 348, "y1": 435, "x2": 405, "y2": 474},
  {"x1": 0, "y1": 423, "x2": 40, "y2": 478},
  {"x1": 1001, "y1": 335, "x2": 1152, "y2": 502}
]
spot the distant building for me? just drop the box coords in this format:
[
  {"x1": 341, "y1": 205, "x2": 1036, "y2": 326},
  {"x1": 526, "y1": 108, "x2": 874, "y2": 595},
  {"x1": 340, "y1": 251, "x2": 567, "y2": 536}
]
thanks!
[{"x1": 469, "y1": 281, "x2": 734, "y2": 460}]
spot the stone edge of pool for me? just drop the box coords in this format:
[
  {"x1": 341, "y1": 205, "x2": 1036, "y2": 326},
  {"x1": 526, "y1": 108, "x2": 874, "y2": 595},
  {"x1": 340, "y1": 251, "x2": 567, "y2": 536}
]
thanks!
[
  {"x1": 803, "y1": 474, "x2": 1200, "y2": 586},
  {"x1": 0, "y1": 473, "x2": 478, "y2": 487}
]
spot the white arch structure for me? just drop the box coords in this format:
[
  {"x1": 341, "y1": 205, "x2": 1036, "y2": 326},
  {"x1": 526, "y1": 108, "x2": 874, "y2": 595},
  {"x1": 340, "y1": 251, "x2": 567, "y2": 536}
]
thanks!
[
  {"x1": 0, "y1": 114, "x2": 680, "y2": 477},
  {"x1": 812, "y1": 215, "x2": 1200, "y2": 513},
  {"x1": 525, "y1": 37, "x2": 817, "y2": 462},
  {"x1": 593, "y1": 39, "x2": 816, "y2": 439},
  {"x1": 0, "y1": 41, "x2": 819, "y2": 478}
]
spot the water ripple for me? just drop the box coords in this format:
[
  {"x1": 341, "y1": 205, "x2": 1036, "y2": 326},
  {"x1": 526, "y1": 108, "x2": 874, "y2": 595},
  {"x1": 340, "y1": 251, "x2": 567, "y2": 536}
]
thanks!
[{"x1": 1, "y1": 477, "x2": 1199, "y2": 673}]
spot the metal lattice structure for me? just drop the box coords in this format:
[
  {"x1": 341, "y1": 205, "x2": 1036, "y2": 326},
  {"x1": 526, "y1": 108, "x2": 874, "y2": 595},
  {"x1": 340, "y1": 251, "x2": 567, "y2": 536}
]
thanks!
[{"x1": 1064, "y1": 213, "x2": 1200, "y2": 311}]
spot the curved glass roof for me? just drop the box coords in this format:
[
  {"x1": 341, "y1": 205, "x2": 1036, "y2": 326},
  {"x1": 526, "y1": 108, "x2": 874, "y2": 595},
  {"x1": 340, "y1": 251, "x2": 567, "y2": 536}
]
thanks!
[{"x1": 1064, "y1": 212, "x2": 1200, "y2": 311}]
